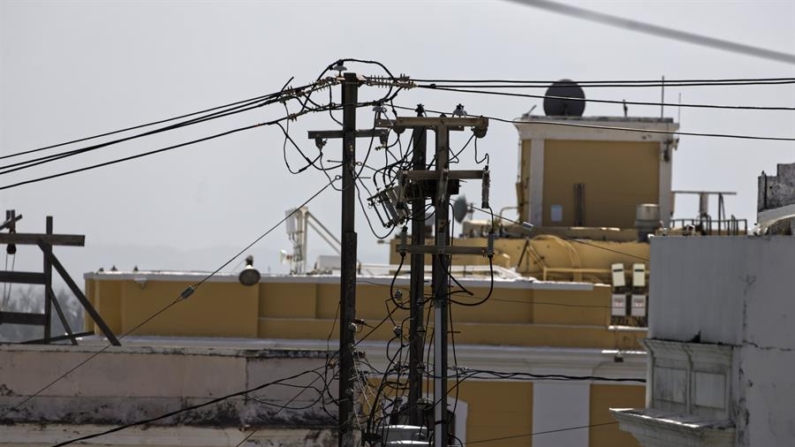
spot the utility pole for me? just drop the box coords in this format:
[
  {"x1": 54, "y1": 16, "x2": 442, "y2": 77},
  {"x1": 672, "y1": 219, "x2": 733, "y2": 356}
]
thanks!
[
  {"x1": 431, "y1": 119, "x2": 451, "y2": 447},
  {"x1": 408, "y1": 105, "x2": 427, "y2": 426},
  {"x1": 376, "y1": 114, "x2": 489, "y2": 447},
  {"x1": 339, "y1": 72, "x2": 358, "y2": 447},
  {"x1": 307, "y1": 72, "x2": 389, "y2": 447}
]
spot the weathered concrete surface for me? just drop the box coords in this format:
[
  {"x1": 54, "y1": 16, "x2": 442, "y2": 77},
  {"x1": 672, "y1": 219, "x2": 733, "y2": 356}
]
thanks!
[
  {"x1": 758, "y1": 163, "x2": 795, "y2": 211},
  {"x1": 0, "y1": 344, "x2": 337, "y2": 429},
  {"x1": 640, "y1": 236, "x2": 795, "y2": 447},
  {"x1": 0, "y1": 423, "x2": 337, "y2": 447}
]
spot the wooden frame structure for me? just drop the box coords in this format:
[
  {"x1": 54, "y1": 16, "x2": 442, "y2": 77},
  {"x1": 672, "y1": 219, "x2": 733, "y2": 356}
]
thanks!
[{"x1": 0, "y1": 212, "x2": 120, "y2": 346}]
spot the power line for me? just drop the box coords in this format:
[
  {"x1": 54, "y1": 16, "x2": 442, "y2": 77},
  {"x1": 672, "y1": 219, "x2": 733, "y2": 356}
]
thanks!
[
  {"x1": 465, "y1": 421, "x2": 618, "y2": 445},
  {"x1": 390, "y1": 104, "x2": 795, "y2": 142},
  {"x1": 449, "y1": 367, "x2": 645, "y2": 383},
  {"x1": 0, "y1": 76, "x2": 302, "y2": 163},
  {"x1": 409, "y1": 77, "x2": 795, "y2": 87},
  {"x1": 0, "y1": 101, "x2": 339, "y2": 191},
  {"x1": 503, "y1": 0, "x2": 795, "y2": 65},
  {"x1": 1, "y1": 179, "x2": 336, "y2": 420},
  {"x1": 417, "y1": 84, "x2": 795, "y2": 111},
  {"x1": 0, "y1": 81, "x2": 329, "y2": 177},
  {"x1": 233, "y1": 373, "x2": 330, "y2": 447}
]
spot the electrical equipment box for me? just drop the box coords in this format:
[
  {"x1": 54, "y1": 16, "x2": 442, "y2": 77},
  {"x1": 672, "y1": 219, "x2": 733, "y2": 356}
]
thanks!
[
  {"x1": 612, "y1": 294, "x2": 627, "y2": 316},
  {"x1": 631, "y1": 294, "x2": 647, "y2": 317},
  {"x1": 612, "y1": 263, "x2": 626, "y2": 288},
  {"x1": 633, "y1": 263, "x2": 646, "y2": 288}
]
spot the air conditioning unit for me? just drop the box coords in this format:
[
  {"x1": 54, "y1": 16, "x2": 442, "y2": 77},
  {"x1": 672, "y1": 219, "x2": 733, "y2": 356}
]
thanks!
[
  {"x1": 611, "y1": 263, "x2": 626, "y2": 288},
  {"x1": 631, "y1": 294, "x2": 647, "y2": 317},
  {"x1": 612, "y1": 294, "x2": 627, "y2": 316},
  {"x1": 632, "y1": 263, "x2": 646, "y2": 288}
]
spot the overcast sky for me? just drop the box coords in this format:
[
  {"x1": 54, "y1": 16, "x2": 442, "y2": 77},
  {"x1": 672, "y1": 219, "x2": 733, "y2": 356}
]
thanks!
[{"x1": 1, "y1": 0, "x2": 794, "y2": 280}]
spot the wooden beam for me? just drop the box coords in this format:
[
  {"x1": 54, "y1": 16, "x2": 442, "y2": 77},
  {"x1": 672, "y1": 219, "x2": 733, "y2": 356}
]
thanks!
[
  {"x1": 0, "y1": 233, "x2": 85, "y2": 246},
  {"x1": 21, "y1": 330, "x2": 93, "y2": 345},
  {"x1": 0, "y1": 311, "x2": 46, "y2": 326},
  {"x1": 0, "y1": 213, "x2": 22, "y2": 232},
  {"x1": 0, "y1": 271, "x2": 45, "y2": 284},
  {"x1": 41, "y1": 243, "x2": 121, "y2": 346},
  {"x1": 48, "y1": 288, "x2": 78, "y2": 346}
]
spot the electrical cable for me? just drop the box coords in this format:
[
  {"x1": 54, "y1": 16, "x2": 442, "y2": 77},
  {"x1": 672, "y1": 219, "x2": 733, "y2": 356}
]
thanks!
[
  {"x1": 409, "y1": 77, "x2": 795, "y2": 87},
  {"x1": 416, "y1": 84, "x2": 795, "y2": 111},
  {"x1": 0, "y1": 77, "x2": 298, "y2": 162},
  {"x1": 391, "y1": 104, "x2": 795, "y2": 142},
  {"x1": 0, "y1": 101, "x2": 339, "y2": 191},
  {"x1": 465, "y1": 421, "x2": 619, "y2": 445},
  {"x1": 1, "y1": 178, "x2": 338, "y2": 420},
  {"x1": 503, "y1": 0, "x2": 795, "y2": 65},
  {"x1": 448, "y1": 367, "x2": 645, "y2": 383},
  {"x1": 234, "y1": 373, "x2": 331, "y2": 447},
  {"x1": 0, "y1": 83, "x2": 330, "y2": 178},
  {"x1": 0, "y1": 78, "x2": 318, "y2": 175}
]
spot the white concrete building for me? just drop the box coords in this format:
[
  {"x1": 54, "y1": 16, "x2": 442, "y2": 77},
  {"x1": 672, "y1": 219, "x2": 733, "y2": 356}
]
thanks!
[
  {"x1": 0, "y1": 343, "x2": 337, "y2": 446},
  {"x1": 612, "y1": 236, "x2": 795, "y2": 447}
]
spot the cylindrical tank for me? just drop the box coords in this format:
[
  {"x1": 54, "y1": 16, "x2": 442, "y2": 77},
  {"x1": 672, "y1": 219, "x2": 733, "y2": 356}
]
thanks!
[
  {"x1": 699, "y1": 192, "x2": 709, "y2": 217},
  {"x1": 635, "y1": 204, "x2": 661, "y2": 241}
]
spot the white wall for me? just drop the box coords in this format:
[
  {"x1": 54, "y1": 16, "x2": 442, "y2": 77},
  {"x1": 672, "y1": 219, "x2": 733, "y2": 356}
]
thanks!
[
  {"x1": 648, "y1": 236, "x2": 795, "y2": 447},
  {"x1": 0, "y1": 343, "x2": 334, "y2": 445},
  {"x1": 532, "y1": 382, "x2": 590, "y2": 447}
]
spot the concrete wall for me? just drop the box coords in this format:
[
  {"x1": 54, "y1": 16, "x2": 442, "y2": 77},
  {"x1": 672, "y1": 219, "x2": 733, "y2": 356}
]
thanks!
[
  {"x1": 85, "y1": 273, "x2": 645, "y2": 350},
  {"x1": 648, "y1": 236, "x2": 795, "y2": 447},
  {"x1": 543, "y1": 140, "x2": 659, "y2": 229},
  {"x1": 0, "y1": 344, "x2": 334, "y2": 429},
  {"x1": 758, "y1": 163, "x2": 795, "y2": 211},
  {"x1": 514, "y1": 117, "x2": 678, "y2": 228}
]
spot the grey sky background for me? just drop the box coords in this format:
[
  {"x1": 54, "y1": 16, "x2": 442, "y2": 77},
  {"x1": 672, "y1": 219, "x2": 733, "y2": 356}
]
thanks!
[{"x1": 1, "y1": 0, "x2": 794, "y2": 282}]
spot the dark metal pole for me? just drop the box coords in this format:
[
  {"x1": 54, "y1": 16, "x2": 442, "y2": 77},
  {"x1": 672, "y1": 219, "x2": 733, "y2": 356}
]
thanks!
[
  {"x1": 339, "y1": 72, "x2": 359, "y2": 447},
  {"x1": 408, "y1": 105, "x2": 427, "y2": 426},
  {"x1": 43, "y1": 216, "x2": 53, "y2": 341},
  {"x1": 432, "y1": 124, "x2": 450, "y2": 447}
]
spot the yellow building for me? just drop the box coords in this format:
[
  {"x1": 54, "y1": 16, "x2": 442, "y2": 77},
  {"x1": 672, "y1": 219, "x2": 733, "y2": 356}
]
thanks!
[{"x1": 78, "y1": 107, "x2": 697, "y2": 447}]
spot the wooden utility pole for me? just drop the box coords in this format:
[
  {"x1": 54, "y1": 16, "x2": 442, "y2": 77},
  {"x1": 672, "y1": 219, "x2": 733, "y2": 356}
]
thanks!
[
  {"x1": 338, "y1": 72, "x2": 358, "y2": 447},
  {"x1": 307, "y1": 72, "x2": 389, "y2": 447},
  {"x1": 408, "y1": 105, "x2": 427, "y2": 426},
  {"x1": 376, "y1": 115, "x2": 489, "y2": 447}
]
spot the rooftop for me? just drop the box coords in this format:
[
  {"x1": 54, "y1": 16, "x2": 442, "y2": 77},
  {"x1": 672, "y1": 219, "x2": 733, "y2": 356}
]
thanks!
[{"x1": 518, "y1": 115, "x2": 676, "y2": 123}]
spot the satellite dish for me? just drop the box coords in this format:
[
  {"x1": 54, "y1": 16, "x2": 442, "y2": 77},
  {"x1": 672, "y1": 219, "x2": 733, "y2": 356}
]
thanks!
[
  {"x1": 452, "y1": 196, "x2": 469, "y2": 224},
  {"x1": 543, "y1": 79, "x2": 585, "y2": 117}
]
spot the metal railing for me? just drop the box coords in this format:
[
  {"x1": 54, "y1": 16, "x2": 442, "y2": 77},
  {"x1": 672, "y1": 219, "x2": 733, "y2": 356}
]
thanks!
[{"x1": 670, "y1": 216, "x2": 748, "y2": 236}]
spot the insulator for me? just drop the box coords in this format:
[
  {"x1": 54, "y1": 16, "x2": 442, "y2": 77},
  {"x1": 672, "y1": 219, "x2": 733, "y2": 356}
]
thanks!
[
  {"x1": 487, "y1": 232, "x2": 495, "y2": 258},
  {"x1": 366, "y1": 74, "x2": 391, "y2": 88},
  {"x1": 481, "y1": 168, "x2": 491, "y2": 209},
  {"x1": 399, "y1": 227, "x2": 408, "y2": 254}
]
